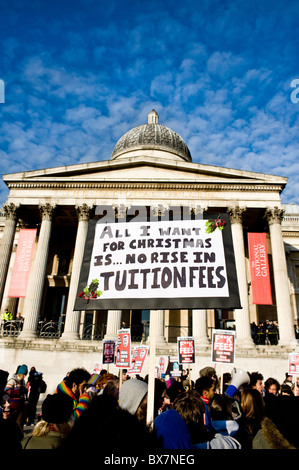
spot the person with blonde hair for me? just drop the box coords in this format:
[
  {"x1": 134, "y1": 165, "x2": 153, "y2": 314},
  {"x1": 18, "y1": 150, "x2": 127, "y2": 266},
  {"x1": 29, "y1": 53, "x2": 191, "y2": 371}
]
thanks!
[{"x1": 22, "y1": 393, "x2": 74, "y2": 449}]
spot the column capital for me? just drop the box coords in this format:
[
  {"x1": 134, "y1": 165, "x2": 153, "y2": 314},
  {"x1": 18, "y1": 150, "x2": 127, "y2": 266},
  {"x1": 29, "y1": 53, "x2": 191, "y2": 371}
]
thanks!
[
  {"x1": 227, "y1": 205, "x2": 246, "y2": 224},
  {"x1": 150, "y1": 204, "x2": 169, "y2": 218},
  {"x1": 75, "y1": 203, "x2": 93, "y2": 221},
  {"x1": 190, "y1": 205, "x2": 207, "y2": 216},
  {"x1": 38, "y1": 203, "x2": 56, "y2": 221},
  {"x1": 113, "y1": 203, "x2": 131, "y2": 220},
  {"x1": 3, "y1": 202, "x2": 20, "y2": 220},
  {"x1": 264, "y1": 206, "x2": 285, "y2": 225}
]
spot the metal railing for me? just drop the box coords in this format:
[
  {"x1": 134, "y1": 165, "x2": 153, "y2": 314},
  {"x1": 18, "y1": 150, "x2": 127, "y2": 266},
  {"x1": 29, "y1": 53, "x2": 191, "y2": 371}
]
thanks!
[
  {"x1": 38, "y1": 321, "x2": 64, "y2": 339},
  {"x1": 80, "y1": 323, "x2": 106, "y2": 341},
  {"x1": 0, "y1": 320, "x2": 64, "y2": 339},
  {"x1": 0, "y1": 320, "x2": 24, "y2": 337}
]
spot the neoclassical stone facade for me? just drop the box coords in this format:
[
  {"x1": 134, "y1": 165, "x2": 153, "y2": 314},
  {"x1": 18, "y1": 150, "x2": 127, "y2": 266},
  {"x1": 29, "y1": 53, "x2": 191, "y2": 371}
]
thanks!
[{"x1": 0, "y1": 110, "x2": 298, "y2": 391}]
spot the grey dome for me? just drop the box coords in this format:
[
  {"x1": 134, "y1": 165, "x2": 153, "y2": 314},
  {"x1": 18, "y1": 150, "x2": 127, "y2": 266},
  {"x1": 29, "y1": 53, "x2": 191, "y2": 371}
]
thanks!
[{"x1": 111, "y1": 110, "x2": 192, "y2": 162}]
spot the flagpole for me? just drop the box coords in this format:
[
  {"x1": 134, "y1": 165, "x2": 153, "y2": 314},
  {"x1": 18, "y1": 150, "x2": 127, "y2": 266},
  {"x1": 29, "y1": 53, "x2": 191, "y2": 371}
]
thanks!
[{"x1": 146, "y1": 309, "x2": 157, "y2": 428}]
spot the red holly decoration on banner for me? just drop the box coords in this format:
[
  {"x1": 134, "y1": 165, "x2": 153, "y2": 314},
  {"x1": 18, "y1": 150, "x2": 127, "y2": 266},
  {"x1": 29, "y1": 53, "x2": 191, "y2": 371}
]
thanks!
[
  {"x1": 205, "y1": 218, "x2": 226, "y2": 233},
  {"x1": 78, "y1": 279, "x2": 103, "y2": 303}
]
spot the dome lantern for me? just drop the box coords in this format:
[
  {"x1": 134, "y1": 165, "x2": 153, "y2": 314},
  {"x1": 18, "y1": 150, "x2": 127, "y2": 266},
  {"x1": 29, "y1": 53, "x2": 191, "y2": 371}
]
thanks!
[{"x1": 148, "y1": 109, "x2": 159, "y2": 124}]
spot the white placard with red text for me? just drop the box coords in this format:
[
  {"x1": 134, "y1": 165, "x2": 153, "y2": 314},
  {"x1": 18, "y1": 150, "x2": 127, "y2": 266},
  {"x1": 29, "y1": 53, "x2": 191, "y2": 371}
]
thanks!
[
  {"x1": 115, "y1": 328, "x2": 131, "y2": 368},
  {"x1": 288, "y1": 353, "x2": 299, "y2": 375},
  {"x1": 128, "y1": 345, "x2": 149, "y2": 375}
]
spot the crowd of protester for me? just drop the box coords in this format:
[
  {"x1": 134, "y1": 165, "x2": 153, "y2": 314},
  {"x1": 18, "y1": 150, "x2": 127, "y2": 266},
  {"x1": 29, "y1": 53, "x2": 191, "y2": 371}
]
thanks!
[{"x1": 0, "y1": 362, "x2": 298, "y2": 452}]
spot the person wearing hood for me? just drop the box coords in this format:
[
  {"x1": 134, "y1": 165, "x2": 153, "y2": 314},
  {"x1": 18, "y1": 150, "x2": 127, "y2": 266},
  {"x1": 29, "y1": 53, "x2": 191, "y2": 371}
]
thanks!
[
  {"x1": 154, "y1": 408, "x2": 193, "y2": 449},
  {"x1": 4, "y1": 364, "x2": 28, "y2": 432},
  {"x1": 118, "y1": 378, "x2": 148, "y2": 424},
  {"x1": 208, "y1": 393, "x2": 241, "y2": 443},
  {"x1": 173, "y1": 390, "x2": 241, "y2": 449}
]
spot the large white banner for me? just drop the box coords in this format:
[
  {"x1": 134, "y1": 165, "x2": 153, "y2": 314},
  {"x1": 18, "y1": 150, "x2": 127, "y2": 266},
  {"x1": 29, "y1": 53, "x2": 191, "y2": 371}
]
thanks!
[
  {"x1": 87, "y1": 219, "x2": 228, "y2": 299},
  {"x1": 75, "y1": 212, "x2": 240, "y2": 310}
]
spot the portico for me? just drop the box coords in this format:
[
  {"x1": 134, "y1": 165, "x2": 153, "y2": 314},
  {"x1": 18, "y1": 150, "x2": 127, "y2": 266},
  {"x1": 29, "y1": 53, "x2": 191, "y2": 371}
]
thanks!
[{"x1": 0, "y1": 110, "x2": 298, "y2": 390}]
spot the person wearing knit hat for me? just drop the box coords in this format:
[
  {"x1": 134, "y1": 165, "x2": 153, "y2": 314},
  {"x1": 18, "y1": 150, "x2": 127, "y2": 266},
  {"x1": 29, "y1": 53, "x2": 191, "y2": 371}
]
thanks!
[
  {"x1": 119, "y1": 379, "x2": 148, "y2": 423},
  {"x1": 42, "y1": 393, "x2": 74, "y2": 424},
  {"x1": 22, "y1": 393, "x2": 74, "y2": 449},
  {"x1": 4, "y1": 364, "x2": 29, "y2": 431},
  {"x1": 16, "y1": 364, "x2": 28, "y2": 376}
]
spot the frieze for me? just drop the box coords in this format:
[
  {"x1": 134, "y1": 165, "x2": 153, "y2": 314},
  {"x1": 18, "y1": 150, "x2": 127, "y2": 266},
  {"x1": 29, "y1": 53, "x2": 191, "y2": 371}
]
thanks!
[{"x1": 6, "y1": 182, "x2": 284, "y2": 193}]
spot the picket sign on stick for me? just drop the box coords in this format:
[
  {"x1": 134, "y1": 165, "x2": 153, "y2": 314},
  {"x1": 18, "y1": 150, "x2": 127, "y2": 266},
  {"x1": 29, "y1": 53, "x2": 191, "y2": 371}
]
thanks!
[
  {"x1": 146, "y1": 310, "x2": 158, "y2": 428},
  {"x1": 119, "y1": 368, "x2": 123, "y2": 391},
  {"x1": 220, "y1": 364, "x2": 224, "y2": 394}
]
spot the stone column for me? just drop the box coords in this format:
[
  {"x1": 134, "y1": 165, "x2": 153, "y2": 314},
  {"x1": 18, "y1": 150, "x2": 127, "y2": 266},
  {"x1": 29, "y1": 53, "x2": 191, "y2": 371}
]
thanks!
[
  {"x1": 0, "y1": 203, "x2": 19, "y2": 305},
  {"x1": 265, "y1": 207, "x2": 296, "y2": 346},
  {"x1": 192, "y1": 309, "x2": 210, "y2": 347},
  {"x1": 104, "y1": 310, "x2": 122, "y2": 340},
  {"x1": 155, "y1": 309, "x2": 166, "y2": 343},
  {"x1": 60, "y1": 204, "x2": 92, "y2": 341},
  {"x1": 228, "y1": 206, "x2": 254, "y2": 348},
  {"x1": 19, "y1": 204, "x2": 55, "y2": 339}
]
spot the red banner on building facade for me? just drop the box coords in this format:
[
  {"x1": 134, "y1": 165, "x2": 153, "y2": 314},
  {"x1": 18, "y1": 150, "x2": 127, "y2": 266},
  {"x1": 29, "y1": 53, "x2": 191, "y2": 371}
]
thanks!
[
  {"x1": 248, "y1": 233, "x2": 272, "y2": 305},
  {"x1": 8, "y1": 229, "x2": 37, "y2": 298}
]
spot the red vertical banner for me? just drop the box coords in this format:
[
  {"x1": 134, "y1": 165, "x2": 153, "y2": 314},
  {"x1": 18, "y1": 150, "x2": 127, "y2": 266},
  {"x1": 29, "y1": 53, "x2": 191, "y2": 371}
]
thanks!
[
  {"x1": 8, "y1": 229, "x2": 37, "y2": 298},
  {"x1": 248, "y1": 233, "x2": 272, "y2": 305}
]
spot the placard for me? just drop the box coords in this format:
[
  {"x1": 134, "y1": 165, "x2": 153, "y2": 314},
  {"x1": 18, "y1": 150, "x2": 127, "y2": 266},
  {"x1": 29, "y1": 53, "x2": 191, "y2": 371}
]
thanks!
[
  {"x1": 158, "y1": 356, "x2": 169, "y2": 375},
  {"x1": 74, "y1": 211, "x2": 241, "y2": 310},
  {"x1": 102, "y1": 339, "x2": 116, "y2": 365},
  {"x1": 127, "y1": 346, "x2": 149, "y2": 375},
  {"x1": 166, "y1": 356, "x2": 182, "y2": 377},
  {"x1": 178, "y1": 337, "x2": 195, "y2": 364},
  {"x1": 92, "y1": 362, "x2": 102, "y2": 374},
  {"x1": 288, "y1": 353, "x2": 299, "y2": 375},
  {"x1": 211, "y1": 329, "x2": 235, "y2": 364},
  {"x1": 115, "y1": 328, "x2": 131, "y2": 368}
]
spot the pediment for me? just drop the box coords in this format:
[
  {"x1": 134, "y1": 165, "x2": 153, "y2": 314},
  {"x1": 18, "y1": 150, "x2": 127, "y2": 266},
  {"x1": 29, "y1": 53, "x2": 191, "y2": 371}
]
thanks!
[{"x1": 3, "y1": 156, "x2": 287, "y2": 188}]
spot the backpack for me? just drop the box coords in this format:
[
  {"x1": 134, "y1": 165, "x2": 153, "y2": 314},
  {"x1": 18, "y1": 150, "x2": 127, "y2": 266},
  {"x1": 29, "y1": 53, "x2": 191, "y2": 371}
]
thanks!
[{"x1": 38, "y1": 379, "x2": 47, "y2": 394}]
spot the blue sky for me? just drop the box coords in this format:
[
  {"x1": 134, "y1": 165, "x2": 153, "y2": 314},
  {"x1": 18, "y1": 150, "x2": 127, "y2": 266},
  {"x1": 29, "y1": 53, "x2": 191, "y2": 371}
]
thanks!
[{"x1": 0, "y1": 0, "x2": 298, "y2": 205}]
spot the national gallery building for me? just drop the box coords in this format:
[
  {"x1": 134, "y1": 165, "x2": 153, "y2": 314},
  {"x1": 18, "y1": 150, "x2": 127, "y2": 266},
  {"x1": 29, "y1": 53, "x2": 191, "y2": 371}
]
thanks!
[{"x1": 0, "y1": 110, "x2": 298, "y2": 391}]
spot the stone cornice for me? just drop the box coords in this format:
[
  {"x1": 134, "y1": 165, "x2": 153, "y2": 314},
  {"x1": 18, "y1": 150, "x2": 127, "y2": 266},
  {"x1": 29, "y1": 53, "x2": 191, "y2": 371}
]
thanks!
[
  {"x1": 6, "y1": 181, "x2": 285, "y2": 192},
  {"x1": 282, "y1": 231, "x2": 299, "y2": 237}
]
